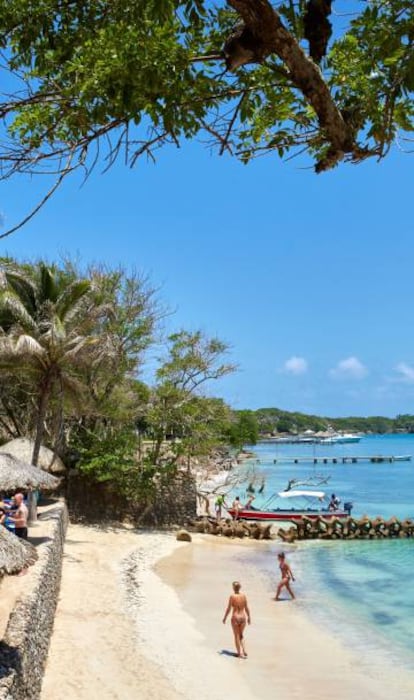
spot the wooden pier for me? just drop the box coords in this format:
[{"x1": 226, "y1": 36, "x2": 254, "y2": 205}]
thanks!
[{"x1": 271, "y1": 455, "x2": 411, "y2": 464}]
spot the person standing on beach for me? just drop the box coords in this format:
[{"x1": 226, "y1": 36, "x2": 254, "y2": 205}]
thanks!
[
  {"x1": 231, "y1": 496, "x2": 243, "y2": 520},
  {"x1": 274, "y1": 552, "x2": 295, "y2": 600},
  {"x1": 215, "y1": 494, "x2": 227, "y2": 520},
  {"x1": 10, "y1": 493, "x2": 28, "y2": 540},
  {"x1": 222, "y1": 581, "x2": 251, "y2": 658}
]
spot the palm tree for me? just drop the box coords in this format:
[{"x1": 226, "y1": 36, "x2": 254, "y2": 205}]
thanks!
[{"x1": 0, "y1": 261, "x2": 99, "y2": 467}]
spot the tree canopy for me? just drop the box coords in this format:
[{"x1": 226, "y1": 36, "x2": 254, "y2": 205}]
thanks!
[
  {"x1": 0, "y1": 261, "x2": 97, "y2": 464},
  {"x1": 0, "y1": 257, "x2": 239, "y2": 505},
  {"x1": 0, "y1": 0, "x2": 413, "y2": 234},
  {"x1": 252, "y1": 406, "x2": 414, "y2": 434}
]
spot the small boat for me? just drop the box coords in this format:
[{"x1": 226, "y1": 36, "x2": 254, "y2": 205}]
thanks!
[
  {"x1": 320, "y1": 432, "x2": 361, "y2": 444},
  {"x1": 370, "y1": 454, "x2": 412, "y2": 463},
  {"x1": 227, "y1": 490, "x2": 353, "y2": 522}
]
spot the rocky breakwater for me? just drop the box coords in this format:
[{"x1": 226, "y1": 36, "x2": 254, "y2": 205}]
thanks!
[
  {"x1": 188, "y1": 516, "x2": 273, "y2": 540},
  {"x1": 277, "y1": 515, "x2": 414, "y2": 542}
]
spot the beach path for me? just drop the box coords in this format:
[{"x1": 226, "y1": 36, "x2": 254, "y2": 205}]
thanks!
[{"x1": 40, "y1": 523, "x2": 183, "y2": 700}]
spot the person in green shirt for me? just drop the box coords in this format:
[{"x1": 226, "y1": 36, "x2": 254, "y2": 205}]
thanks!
[{"x1": 214, "y1": 494, "x2": 227, "y2": 520}]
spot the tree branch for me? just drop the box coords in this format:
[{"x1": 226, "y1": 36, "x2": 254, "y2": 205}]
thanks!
[
  {"x1": 0, "y1": 154, "x2": 75, "y2": 239},
  {"x1": 227, "y1": 0, "x2": 358, "y2": 170},
  {"x1": 219, "y1": 91, "x2": 246, "y2": 155}
]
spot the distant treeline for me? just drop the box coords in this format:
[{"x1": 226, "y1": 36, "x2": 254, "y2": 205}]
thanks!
[{"x1": 233, "y1": 408, "x2": 414, "y2": 436}]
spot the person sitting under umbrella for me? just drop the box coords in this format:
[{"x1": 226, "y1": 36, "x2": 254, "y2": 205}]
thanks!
[{"x1": 9, "y1": 493, "x2": 28, "y2": 539}]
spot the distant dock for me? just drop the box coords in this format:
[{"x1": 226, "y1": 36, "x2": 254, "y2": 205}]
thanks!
[{"x1": 270, "y1": 455, "x2": 412, "y2": 464}]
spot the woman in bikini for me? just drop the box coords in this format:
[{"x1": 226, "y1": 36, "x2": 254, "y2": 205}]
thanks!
[
  {"x1": 274, "y1": 552, "x2": 295, "y2": 600},
  {"x1": 222, "y1": 581, "x2": 251, "y2": 658}
]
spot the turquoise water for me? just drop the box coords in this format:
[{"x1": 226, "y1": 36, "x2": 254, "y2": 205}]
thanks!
[{"x1": 242, "y1": 434, "x2": 414, "y2": 664}]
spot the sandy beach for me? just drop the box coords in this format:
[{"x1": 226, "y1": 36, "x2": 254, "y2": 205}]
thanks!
[
  {"x1": 40, "y1": 524, "x2": 183, "y2": 700},
  {"x1": 41, "y1": 523, "x2": 414, "y2": 700}
]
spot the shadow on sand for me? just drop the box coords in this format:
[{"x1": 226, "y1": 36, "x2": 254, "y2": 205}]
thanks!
[{"x1": 219, "y1": 649, "x2": 242, "y2": 658}]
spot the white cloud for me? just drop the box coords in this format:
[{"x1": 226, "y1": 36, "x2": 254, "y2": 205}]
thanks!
[
  {"x1": 394, "y1": 362, "x2": 414, "y2": 383},
  {"x1": 283, "y1": 356, "x2": 308, "y2": 375},
  {"x1": 329, "y1": 356, "x2": 367, "y2": 380}
]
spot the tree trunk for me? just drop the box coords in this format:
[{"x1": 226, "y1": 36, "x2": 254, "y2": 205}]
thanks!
[
  {"x1": 32, "y1": 367, "x2": 58, "y2": 465},
  {"x1": 30, "y1": 377, "x2": 52, "y2": 523},
  {"x1": 27, "y1": 491, "x2": 37, "y2": 526},
  {"x1": 31, "y1": 383, "x2": 50, "y2": 467}
]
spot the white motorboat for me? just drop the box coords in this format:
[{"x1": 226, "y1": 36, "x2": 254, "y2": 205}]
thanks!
[{"x1": 320, "y1": 432, "x2": 361, "y2": 444}]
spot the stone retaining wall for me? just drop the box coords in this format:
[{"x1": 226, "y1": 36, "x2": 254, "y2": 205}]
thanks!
[
  {"x1": 67, "y1": 470, "x2": 197, "y2": 525},
  {"x1": 0, "y1": 501, "x2": 69, "y2": 700}
]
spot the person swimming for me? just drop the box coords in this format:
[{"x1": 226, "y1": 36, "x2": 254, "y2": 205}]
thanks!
[{"x1": 222, "y1": 581, "x2": 251, "y2": 658}]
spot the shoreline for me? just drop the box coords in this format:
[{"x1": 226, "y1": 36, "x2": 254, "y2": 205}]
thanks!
[
  {"x1": 150, "y1": 535, "x2": 414, "y2": 700},
  {"x1": 41, "y1": 524, "x2": 414, "y2": 700}
]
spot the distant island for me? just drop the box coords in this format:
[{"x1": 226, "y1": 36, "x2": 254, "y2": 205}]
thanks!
[{"x1": 233, "y1": 407, "x2": 414, "y2": 440}]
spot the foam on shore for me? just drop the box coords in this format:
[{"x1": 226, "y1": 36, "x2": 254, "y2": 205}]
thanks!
[{"x1": 130, "y1": 533, "x2": 414, "y2": 700}]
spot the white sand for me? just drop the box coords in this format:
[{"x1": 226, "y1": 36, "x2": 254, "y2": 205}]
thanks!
[
  {"x1": 40, "y1": 524, "x2": 183, "y2": 700},
  {"x1": 41, "y1": 524, "x2": 414, "y2": 700}
]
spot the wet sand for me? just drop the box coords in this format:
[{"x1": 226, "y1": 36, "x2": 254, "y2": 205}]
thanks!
[
  {"x1": 40, "y1": 525, "x2": 414, "y2": 700},
  {"x1": 154, "y1": 536, "x2": 414, "y2": 700}
]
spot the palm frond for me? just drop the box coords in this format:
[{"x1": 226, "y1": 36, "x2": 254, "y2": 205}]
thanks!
[
  {"x1": 3, "y1": 269, "x2": 37, "y2": 319},
  {"x1": 56, "y1": 280, "x2": 91, "y2": 322},
  {"x1": 15, "y1": 334, "x2": 47, "y2": 358},
  {"x1": 62, "y1": 336, "x2": 88, "y2": 360},
  {"x1": 0, "y1": 336, "x2": 47, "y2": 374},
  {"x1": 0, "y1": 291, "x2": 37, "y2": 332},
  {"x1": 39, "y1": 263, "x2": 59, "y2": 304},
  {"x1": 41, "y1": 315, "x2": 66, "y2": 344}
]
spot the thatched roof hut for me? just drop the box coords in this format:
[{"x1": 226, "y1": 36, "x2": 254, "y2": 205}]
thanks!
[
  {"x1": 0, "y1": 438, "x2": 66, "y2": 475},
  {"x1": 0, "y1": 526, "x2": 38, "y2": 576},
  {"x1": 0, "y1": 453, "x2": 60, "y2": 492}
]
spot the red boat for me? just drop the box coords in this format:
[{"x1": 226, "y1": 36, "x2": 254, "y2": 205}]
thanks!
[{"x1": 227, "y1": 490, "x2": 353, "y2": 522}]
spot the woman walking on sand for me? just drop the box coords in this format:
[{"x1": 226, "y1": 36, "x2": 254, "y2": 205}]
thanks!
[
  {"x1": 222, "y1": 581, "x2": 251, "y2": 658},
  {"x1": 275, "y1": 552, "x2": 295, "y2": 600}
]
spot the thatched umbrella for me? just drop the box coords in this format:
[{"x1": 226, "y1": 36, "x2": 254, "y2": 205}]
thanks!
[
  {"x1": 0, "y1": 526, "x2": 38, "y2": 576},
  {"x1": 0, "y1": 452, "x2": 60, "y2": 524},
  {"x1": 0, "y1": 438, "x2": 67, "y2": 475},
  {"x1": 0, "y1": 453, "x2": 60, "y2": 491}
]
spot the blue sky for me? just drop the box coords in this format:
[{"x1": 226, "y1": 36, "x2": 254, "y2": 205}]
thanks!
[{"x1": 1, "y1": 139, "x2": 413, "y2": 417}]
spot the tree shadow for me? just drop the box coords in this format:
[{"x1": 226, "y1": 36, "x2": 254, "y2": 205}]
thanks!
[
  {"x1": 28, "y1": 536, "x2": 52, "y2": 546},
  {"x1": 63, "y1": 539, "x2": 91, "y2": 545},
  {"x1": 38, "y1": 507, "x2": 63, "y2": 521},
  {"x1": 62, "y1": 554, "x2": 82, "y2": 563}
]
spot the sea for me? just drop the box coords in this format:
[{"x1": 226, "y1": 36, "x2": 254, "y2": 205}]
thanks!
[{"x1": 239, "y1": 434, "x2": 414, "y2": 668}]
